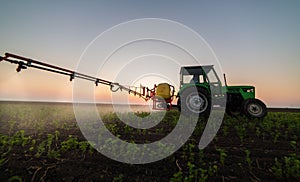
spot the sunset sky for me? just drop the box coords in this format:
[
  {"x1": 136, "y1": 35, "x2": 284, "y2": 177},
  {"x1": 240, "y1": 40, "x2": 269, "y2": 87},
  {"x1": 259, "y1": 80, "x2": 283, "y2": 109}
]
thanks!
[{"x1": 0, "y1": 1, "x2": 299, "y2": 107}]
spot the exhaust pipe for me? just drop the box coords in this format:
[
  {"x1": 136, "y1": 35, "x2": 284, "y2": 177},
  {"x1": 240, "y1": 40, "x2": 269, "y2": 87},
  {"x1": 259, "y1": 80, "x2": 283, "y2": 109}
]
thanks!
[{"x1": 223, "y1": 73, "x2": 228, "y2": 87}]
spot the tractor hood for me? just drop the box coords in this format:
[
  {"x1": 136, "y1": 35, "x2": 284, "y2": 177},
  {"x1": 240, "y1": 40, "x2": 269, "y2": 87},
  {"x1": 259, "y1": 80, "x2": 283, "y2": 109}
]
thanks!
[
  {"x1": 225, "y1": 85, "x2": 255, "y2": 99},
  {"x1": 226, "y1": 85, "x2": 255, "y2": 92}
]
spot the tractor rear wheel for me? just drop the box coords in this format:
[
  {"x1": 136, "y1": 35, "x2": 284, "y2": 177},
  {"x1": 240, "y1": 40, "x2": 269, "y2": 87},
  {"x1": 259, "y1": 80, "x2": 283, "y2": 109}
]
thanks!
[
  {"x1": 242, "y1": 98, "x2": 267, "y2": 118},
  {"x1": 180, "y1": 87, "x2": 211, "y2": 116}
]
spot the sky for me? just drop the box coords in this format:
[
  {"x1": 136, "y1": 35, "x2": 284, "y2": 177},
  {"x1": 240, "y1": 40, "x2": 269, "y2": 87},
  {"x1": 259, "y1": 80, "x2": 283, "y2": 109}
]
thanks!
[{"x1": 0, "y1": 0, "x2": 299, "y2": 107}]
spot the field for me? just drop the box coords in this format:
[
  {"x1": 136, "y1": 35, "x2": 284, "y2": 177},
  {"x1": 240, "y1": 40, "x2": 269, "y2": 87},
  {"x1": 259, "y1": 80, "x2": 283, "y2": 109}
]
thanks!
[{"x1": 0, "y1": 102, "x2": 299, "y2": 181}]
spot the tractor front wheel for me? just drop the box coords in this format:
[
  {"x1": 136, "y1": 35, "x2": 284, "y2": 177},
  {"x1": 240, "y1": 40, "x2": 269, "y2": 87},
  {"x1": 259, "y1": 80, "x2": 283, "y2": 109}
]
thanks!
[{"x1": 242, "y1": 98, "x2": 267, "y2": 118}]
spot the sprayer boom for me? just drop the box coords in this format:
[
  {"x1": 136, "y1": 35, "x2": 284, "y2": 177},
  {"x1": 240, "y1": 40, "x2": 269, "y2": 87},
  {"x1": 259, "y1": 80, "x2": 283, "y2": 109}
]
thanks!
[{"x1": 0, "y1": 52, "x2": 153, "y2": 101}]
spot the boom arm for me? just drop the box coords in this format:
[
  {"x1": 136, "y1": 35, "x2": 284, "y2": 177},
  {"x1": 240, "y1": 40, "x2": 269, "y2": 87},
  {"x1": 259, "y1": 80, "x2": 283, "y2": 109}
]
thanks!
[{"x1": 0, "y1": 52, "x2": 153, "y2": 101}]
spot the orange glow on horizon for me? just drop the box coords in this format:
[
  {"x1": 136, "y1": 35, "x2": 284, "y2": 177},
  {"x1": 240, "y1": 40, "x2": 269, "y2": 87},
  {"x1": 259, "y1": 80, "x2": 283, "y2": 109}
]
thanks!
[{"x1": 0, "y1": 63, "x2": 300, "y2": 107}]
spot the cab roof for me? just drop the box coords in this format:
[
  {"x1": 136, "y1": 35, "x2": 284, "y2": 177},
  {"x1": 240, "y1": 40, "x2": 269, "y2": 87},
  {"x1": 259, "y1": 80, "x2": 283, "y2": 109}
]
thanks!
[{"x1": 180, "y1": 65, "x2": 214, "y2": 75}]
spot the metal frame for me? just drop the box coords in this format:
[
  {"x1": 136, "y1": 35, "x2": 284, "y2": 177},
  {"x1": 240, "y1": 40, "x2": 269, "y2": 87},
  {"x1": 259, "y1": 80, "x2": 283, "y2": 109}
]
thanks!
[{"x1": 0, "y1": 52, "x2": 153, "y2": 101}]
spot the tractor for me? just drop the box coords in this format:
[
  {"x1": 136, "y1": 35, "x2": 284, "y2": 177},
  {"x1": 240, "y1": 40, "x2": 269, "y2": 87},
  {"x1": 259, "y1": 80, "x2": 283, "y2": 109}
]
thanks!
[{"x1": 177, "y1": 65, "x2": 267, "y2": 118}]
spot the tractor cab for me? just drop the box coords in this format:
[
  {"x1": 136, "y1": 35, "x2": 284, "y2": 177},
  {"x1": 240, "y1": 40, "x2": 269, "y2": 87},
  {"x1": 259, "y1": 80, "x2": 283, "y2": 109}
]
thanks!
[
  {"x1": 180, "y1": 66, "x2": 208, "y2": 86},
  {"x1": 179, "y1": 65, "x2": 223, "y2": 96}
]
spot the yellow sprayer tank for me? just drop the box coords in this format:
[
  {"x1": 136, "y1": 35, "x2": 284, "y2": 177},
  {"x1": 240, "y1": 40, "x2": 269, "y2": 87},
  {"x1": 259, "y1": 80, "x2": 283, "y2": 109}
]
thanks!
[{"x1": 156, "y1": 83, "x2": 171, "y2": 99}]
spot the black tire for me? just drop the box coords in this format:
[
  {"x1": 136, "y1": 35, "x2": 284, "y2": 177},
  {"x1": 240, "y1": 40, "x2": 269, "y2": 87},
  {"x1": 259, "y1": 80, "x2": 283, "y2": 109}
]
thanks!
[
  {"x1": 242, "y1": 98, "x2": 267, "y2": 118},
  {"x1": 180, "y1": 87, "x2": 211, "y2": 116}
]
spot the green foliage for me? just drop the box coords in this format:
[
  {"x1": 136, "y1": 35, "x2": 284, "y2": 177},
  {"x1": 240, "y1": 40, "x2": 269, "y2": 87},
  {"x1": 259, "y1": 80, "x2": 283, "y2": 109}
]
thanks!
[
  {"x1": 171, "y1": 160, "x2": 218, "y2": 182},
  {"x1": 208, "y1": 163, "x2": 218, "y2": 176},
  {"x1": 55, "y1": 130, "x2": 60, "y2": 141},
  {"x1": 234, "y1": 124, "x2": 246, "y2": 143},
  {"x1": 35, "y1": 141, "x2": 46, "y2": 158},
  {"x1": 102, "y1": 112, "x2": 119, "y2": 122},
  {"x1": 0, "y1": 134, "x2": 10, "y2": 152},
  {"x1": 290, "y1": 140, "x2": 297, "y2": 151},
  {"x1": 29, "y1": 146, "x2": 34, "y2": 152},
  {"x1": 60, "y1": 135, "x2": 91, "y2": 154},
  {"x1": 272, "y1": 154, "x2": 300, "y2": 179},
  {"x1": 271, "y1": 129, "x2": 281, "y2": 143},
  {"x1": 61, "y1": 135, "x2": 79, "y2": 152},
  {"x1": 47, "y1": 134, "x2": 54, "y2": 148},
  {"x1": 46, "y1": 133, "x2": 60, "y2": 158},
  {"x1": 11, "y1": 130, "x2": 30, "y2": 146},
  {"x1": 7, "y1": 175, "x2": 22, "y2": 182},
  {"x1": 171, "y1": 162, "x2": 208, "y2": 182},
  {"x1": 106, "y1": 123, "x2": 118, "y2": 134},
  {"x1": 134, "y1": 111, "x2": 150, "y2": 118},
  {"x1": 79, "y1": 141, "x2": 89, "y2": 153},
  {"x1": 187, "y1": 143, "x2": 195, "y2": 161},
  {"x1": 284, "y1": 154, "x2": 300, "y2": 179},
  {"x1": 170, "y1": 171, "x2": 183, "y2": 182},
  {"x1": 35, "y1": 133, "x2": 61, "y2": 158},
  {"x1": 0, "y1": 157, "x2": 8, "y2": 167},
  {"x1": 0, "y1": 131, "x2": 32, "y2": 166},
  {"x1": 245, "y1": 149, "x2": 252, "y2": 168},
  {"x1": 216, "y1": 148, "x2": 227, "y2": 166},
  {"x1": 113, "y1": 174, "x2": 124, "y2": 182},
  {"x1": 47, "y1": 149, "x2": 60, "y2": 159},
  {"x1": 124, "y1": 124, "x2": 133, "y2": 134},
  {"x1": 255, "y1": 127, "x2": 261, "y2": 137},
  {"x1": 222, "y1": 125, "x2": 228, "y2": 137},
  {"x1": 187, "y1": 162, "x2": 208, "y2": 182},
  {"x1": 8, "y1": 120, "x2": 16, "y2": 135},
  {"x1": 155, "y1": 128, "x2": 163, "y2": 134}
]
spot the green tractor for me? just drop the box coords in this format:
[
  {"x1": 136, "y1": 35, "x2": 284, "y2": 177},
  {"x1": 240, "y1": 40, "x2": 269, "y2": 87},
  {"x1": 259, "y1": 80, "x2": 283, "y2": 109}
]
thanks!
[{"x1": 177, "y1": 65, "x2": 267, "y2": 118}]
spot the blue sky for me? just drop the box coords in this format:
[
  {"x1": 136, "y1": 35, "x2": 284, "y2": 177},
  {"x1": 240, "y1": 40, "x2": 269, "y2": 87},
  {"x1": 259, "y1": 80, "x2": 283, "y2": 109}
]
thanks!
[{"x1": 0, "y1": 0, "x2": 299, "y2": 107}]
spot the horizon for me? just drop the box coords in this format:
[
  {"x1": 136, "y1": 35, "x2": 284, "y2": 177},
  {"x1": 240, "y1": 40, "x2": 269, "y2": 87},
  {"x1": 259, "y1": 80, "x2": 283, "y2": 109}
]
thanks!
[{"x1": 1, "y1": 99, "x2": 299, "y2": 109}]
